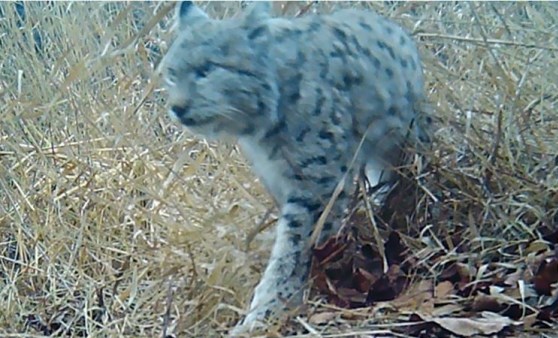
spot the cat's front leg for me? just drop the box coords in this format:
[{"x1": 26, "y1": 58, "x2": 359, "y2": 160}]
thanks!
[{"x1": 230, "y1": 196, "x2": 320, "y2": 335}]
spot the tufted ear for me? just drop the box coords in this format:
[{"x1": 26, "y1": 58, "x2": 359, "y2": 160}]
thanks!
[
  {"x1": 243, "y1": 1, "x2": 272, "y2": 24},
  {"x1": 176, "y1": 1, "x2": 209, "y2": 29}
]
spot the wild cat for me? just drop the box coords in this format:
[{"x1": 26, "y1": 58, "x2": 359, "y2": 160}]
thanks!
[{"x1": 159, "y1": 1, "x2": 430, "y2": 334}]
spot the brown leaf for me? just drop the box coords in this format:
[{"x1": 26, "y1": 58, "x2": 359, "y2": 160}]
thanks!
[
  {"x1": 415, "y1": 312, "x2": 520, "y2": 336},
  {"x1": 367, "y1": 265, "x2": 407, "y2": 303},
  {"x1": 313, "y1": 236, "x2": 348, "y2": 263},
  {"x1": 354, "y1": 268, "x2": 375, "y2": 293},
  {"x1": 308, "y1": 312, "x2": 338, "y2": 325},
  {"x1": 391, "y1": 280, "x2": 434, "y2": 312},
  {"x1": 542, "y1": 228, "x2": 558, "y2": 245},
  {"x1": 503, "y1": 268, "x2": 523, "y2": 286},
  {"x1": 431, "y1": 304, "x2": 464, "y2": 317},
  {"x1": 439, "y1": 262, "x2": 472, "y2": 288},
  {"x1": 501, "y1": 304, "x2": 536, "y2": 321},
  {"x1": 435, "y1": 281, "x2": 455, "y2": 299},
  {"x1": 522, "y1": 313, "x2": 539, "y2": 328},
  {"x1": 337, "y1": 287, "x2": 367, "y2": 305},
  {"x1": 471, "y1": 293, "x2": 501, "y2": 312},
  {"x1": 533, "y1": 258, "x2": 558, "y2": 295},
  {"x1": 384, "y1": 231, "x2": 406, "y2": 265}
]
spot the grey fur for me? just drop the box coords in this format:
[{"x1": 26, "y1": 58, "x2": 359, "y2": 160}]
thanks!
[{"x1": 160, "y1": 1, "x2": 431, "y2": 334}]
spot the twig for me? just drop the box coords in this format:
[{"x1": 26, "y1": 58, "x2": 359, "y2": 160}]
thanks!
[
  {"x1": 161, "y1": 277, "x2": 175, "y2": 338},
  {"x1": 416, "y1": 33, "x2": 558, "y2": 52}
]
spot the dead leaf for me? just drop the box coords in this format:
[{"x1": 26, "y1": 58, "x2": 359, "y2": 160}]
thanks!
[
  {"x1": 308, "y1": 311, "x2": 338, "y2": 325},
  {"x1": 415, "y1": 311, "x2": 520, "y2": 336},
  {"x1": 431, "y1": 304, "x2": 464, "y2": 317},
  {"x1": 439, "y1": 262, "x2": 472, "y2": 289},
  {"x1": 435, "y1": 281, "x2": 454, "y2": 299},
  {"x1": 391, "y1": 280, "x2": 433, "y2": 312},
  {"x1": 533, "y1": 258, "x2": 558, "y2": 295},
  {"x1": 471, "y1": 293, "x2": 501, "y2": 312}
]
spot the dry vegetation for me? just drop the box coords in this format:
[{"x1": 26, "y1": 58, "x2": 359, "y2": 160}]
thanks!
[{"x1": 1, "y1": 1, "x2": 557, "y2": 337}]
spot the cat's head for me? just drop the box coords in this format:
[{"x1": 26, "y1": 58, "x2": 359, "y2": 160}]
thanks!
[{"x1": 160, "y1": 1, "x2": 279, "y2": 139}]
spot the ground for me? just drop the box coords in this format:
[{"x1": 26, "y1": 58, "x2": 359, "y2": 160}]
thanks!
[{"x1": 0, "y1": 2, "x2": 557, "y2": 337}]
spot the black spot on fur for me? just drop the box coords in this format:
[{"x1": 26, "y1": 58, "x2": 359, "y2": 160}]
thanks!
[
  {"x1": 313, "y1": 88, "x2": 325, "y2": 116},
  {"x1": 318, "y1": 130, "x2": 335, "y2": 142},
  {"x1": 290, "y1": 250, "x2": 302, "y2": 271},
  {"x1": 286, "y1": 196, "x2": 322, "y2": 213},
  {"x1": 295, "y1": 50, "x2": 306, "y2": 64},
  {"x1": 291, "y1": 172, "x2": 305, "y2": 181},
  {"x1": 287, "y1": 74, "x2": 303, "y2": 96},
  {"x1": 268, "y1": 144, "x2": 281, "y2": 160},
  {"x1": 235, "y1": 68, "x2": 258, "y2": 79},
  {"x1": 399, "y1": 35, "x2": 407, "y2": 46},
  {"x1": 264, "y1": 119, "x2": 286, "y2": 140},
  {"x1": 316, "y1": 176, "x2": 335, "y2": 185},
  {"x1": 405, "y1": 80, "x2": 416, "y2": 102},
  {"x1": 284, "y1": 214, "x2": 303, "y2": 228},
  {"x1": 377, "y1": 40, "x2": 386, "y2": 50},
  {"x1": 322, "y1": 222, "x2": 333, "y2": 232},
  {"x1": 299, "y1": 156, "x2": 328, "y2": 168},
  {"x1": 385, "y1": 67, "x2": 394, "y2": 78},
  {"x1": 290, "y1": 92, "x2": 301, "y2": 104},
  {"x1": 319, "y1": 58, "x2": 329, "y2": 79},
  {"x1": 248, "y1": 25, "x2": 267, "y2": 40},
  {"x1": 386, "y1": 45, "x2": 396, "y2": 59},
  {"x1": 400, "y1": 58, "x2": 408, "y2": 68},
  {"x1": 290, "y1": 28, "x2": 304, "y2": 38},
  {"x1": 179, "y1": 115, "x2": 215, "y2": 126},
  {"x1": 359, "y1": 21, "x2": 373, "y2": 31},
  {"x1": 296, "y1": 127, "x2": 311, "y2": 142},
  {"x1": 240, "y1": 123, "x2": 255, "y2": 135},
  {"x1": 257, "y1": 98, "x2": 267, "y2": 114},
  {"x1": 278, "y1": 28, "x2": 304, "y2": 42},
  {"x1": 290, "y1": 233, "x2": 302, "y2": 245},
  {"x1": 332, "y1": 27, "x2": 347, "y2": 41},
  {"x1": 342, "y1": 73, "x2": 363, "y2": 90},
  {"x1": 331, "y1": 33, "x2": 351, "y2": 59},
  {"x1": 350, "y1": 36, "x2": 368, "y2": 56},
  {"x1": 329, "y1": 50, "x2": 346, "y2": 61},
  {"x1": 371, "y1": 55, "x2": 381, "y2": 69},
  {"x1": 278, "y1": 73, "x2": 302, "y2": 113},
  {"x1": 377, "y1": 40, "x2": 396, "y2": 59}
]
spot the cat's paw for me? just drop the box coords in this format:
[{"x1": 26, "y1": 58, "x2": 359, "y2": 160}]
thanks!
[{"x1": 228, "y1": 313, "x2": 268, "y2": 337}]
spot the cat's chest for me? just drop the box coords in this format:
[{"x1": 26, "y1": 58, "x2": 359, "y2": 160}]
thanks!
[{"x1": 237, "y1": 137, "x2": 290, "y2": 206}]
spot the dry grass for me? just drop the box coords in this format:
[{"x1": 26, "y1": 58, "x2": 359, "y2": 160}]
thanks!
[{"x1": 1, "y1": 1, "x2": 557, "y2": 337}]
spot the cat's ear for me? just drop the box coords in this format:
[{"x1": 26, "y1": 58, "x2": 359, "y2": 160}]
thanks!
[
  {"x1": 243, "y1": 1, "x2": 272, "y2": 23},
  {"x1": 176, "y1": 1, "x2": 209, "y2": 30}
]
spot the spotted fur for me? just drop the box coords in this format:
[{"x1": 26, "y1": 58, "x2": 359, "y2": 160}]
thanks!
[{"x1": 160, "y1": 1, "x2": 430, "y2": 334}]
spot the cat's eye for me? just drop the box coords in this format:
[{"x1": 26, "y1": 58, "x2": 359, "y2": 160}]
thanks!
[
  {"x1": 424, "y1": 116, "x2": 433, "y2": 124},
  {"x1": 194, "y1": 63, "x2": 214, "y2": 78},
  {"x1": 165, "y1": 68, "x2": 178, "y2": 86}
]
